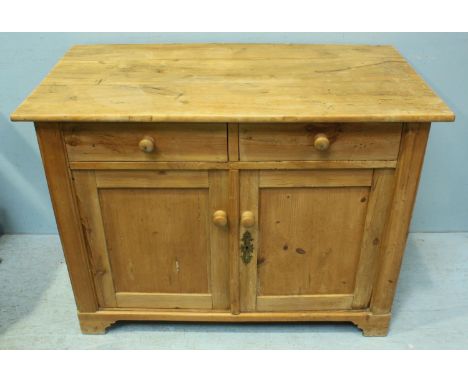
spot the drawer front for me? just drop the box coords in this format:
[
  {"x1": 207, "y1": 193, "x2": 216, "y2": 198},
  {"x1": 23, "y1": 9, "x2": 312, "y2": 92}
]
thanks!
[
  {"x1": 239, "y1": 123, "x2": 402, "y2": 161},
  {"x1": 63, "y1": 123, "x2": 227, "y2": 162}
]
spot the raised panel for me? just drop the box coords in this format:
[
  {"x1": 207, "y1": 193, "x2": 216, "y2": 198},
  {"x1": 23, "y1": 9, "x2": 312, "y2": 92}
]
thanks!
[
  {"x1": 257, "y1": 186, "x2": 369, "y2": 296},
  {"x1": 99, "y1": 188, "x2": 211, "y2": 294}
]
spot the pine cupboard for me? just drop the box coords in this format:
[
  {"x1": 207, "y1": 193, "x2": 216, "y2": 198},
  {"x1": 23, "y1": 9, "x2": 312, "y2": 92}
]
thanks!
[{"x1": 11, "y1": 44, "x2": 454, "y2": 336}]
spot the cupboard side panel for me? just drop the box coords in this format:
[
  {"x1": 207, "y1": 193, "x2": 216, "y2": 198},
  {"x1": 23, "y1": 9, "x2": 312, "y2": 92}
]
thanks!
[
  {"x1": 35, "y1": 123, "x2": 98, "y2": 312},
  {"x1": 371, "y1": 123, "x2": 430, "y2": 314}
]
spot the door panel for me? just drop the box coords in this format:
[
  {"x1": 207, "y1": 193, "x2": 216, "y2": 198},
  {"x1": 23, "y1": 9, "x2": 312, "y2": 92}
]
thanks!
[
  {"x1": 99, "y1": 188, "x2": 210, "y2": 294},
  {"x1": 258, "y1": 186, "x2": 369, "y2": 296},
  {"x1": 239, "y1": 169, "x2": 394, "y2": 312},
  {"x1": 73, "y1": 170, "x2": 230, "y2": 310}
]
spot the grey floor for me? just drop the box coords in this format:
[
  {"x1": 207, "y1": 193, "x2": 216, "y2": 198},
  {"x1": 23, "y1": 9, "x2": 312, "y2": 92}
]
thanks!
[{"x1": 0, "y1": 233, "x2": 467, "y2": 349}]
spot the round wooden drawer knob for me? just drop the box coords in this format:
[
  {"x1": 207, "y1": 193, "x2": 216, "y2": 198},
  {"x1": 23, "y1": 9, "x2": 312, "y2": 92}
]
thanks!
[
  {"x1": 213, "y1": 210, "x2": 228, "y2": 227},
  {"x1": 241, "y1": 211, "x2": 255, "y2": 228},
  {"x1": 314, "y1": 133, "x2": 330, "y2": 151},
  {"x1": 139, "y1": 136, "x2": 155, "y2": 153}
]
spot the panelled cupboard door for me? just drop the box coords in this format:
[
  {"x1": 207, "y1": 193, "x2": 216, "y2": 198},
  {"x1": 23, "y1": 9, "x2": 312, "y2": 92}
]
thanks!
[
  {"x1": 239, "y1": 169, "x2": 395, "y2": 312},
  {"x1": 73, "y1": 170, "x2": 230, "y2": 310}
]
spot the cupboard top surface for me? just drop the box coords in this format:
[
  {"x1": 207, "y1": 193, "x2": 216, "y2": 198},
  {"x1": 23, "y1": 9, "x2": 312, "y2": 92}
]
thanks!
[{"x1": 11, "y1": 44, "x2": 454, "y2": 124}]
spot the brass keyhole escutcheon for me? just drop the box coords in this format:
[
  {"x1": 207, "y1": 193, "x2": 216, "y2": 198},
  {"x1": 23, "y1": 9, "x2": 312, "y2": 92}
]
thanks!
[{"x1": 241, "y1": 230, "x2": 254, "y2": 264}]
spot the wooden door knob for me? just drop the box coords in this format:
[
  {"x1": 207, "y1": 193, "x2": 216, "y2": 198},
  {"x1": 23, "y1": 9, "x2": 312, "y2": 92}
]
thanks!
[
  {"x1": 213, "y1": 210, "x2": 228, "y2": 227},
  {"x1": 241, "y1": 211, "x2": 255, "y2": 228},
  {"x1": 314, "y1": 133, "x2": 330, "y2": 151},
  {"x1": 139, "y1": 136, "x2": 155, "y2": 153}
]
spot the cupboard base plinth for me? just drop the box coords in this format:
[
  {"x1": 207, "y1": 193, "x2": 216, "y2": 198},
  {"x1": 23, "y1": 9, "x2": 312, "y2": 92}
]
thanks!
[
  {"x1": 354, "y1": 313, "x2": 391, "y2": 337},
  {"x1": 79, "y1": 316, "x2": 116, "y2": 335},
  {"x1": 78, "y1": 310, "x2": 391, "y2": 336}
]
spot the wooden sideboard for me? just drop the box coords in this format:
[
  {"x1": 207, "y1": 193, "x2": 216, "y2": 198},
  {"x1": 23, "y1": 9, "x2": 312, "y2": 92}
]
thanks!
[{"x1": 11, "y1": 44, "x2": 454, "y2": 336}]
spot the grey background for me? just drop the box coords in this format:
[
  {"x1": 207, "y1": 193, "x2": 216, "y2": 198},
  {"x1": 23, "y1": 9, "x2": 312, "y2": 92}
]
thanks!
[{"x1": 0, "y1": 33, "x2": 466, "y2": 234}]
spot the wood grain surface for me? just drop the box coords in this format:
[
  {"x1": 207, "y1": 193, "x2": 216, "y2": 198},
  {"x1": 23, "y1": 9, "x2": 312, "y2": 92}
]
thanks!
[{"x1": 11, "y1": 44, "x2": 454, "y2": 123}]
